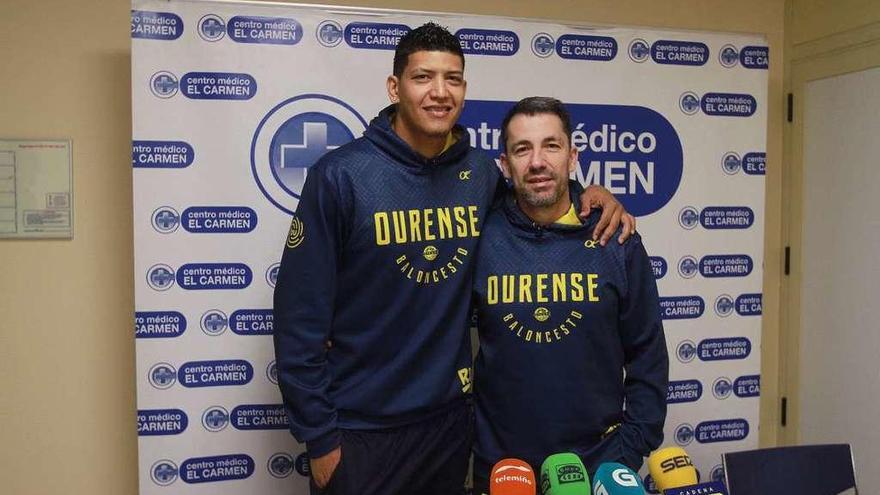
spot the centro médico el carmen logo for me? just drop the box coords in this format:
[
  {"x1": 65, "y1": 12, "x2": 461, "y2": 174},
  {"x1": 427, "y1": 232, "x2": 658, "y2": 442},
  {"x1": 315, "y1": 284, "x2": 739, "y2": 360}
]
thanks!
[
  {"x1": 531, "y1": 32, "x2": 555, "y2": 58},
  {"x1": 251, "y1": 94, "x2": 367, "y2": 214},
  {"x1": 267, "y1": 453, "x2": 295, "y2": 478},
  {"x1": 151, "y1": 206, "x2": 180, "y2": 233},
  {"x1": 316, "y1": 20, "x2": 344, "y2": 47},
  {"x1": 675, "y1": 423, "x2": 695, "y2": 446}
]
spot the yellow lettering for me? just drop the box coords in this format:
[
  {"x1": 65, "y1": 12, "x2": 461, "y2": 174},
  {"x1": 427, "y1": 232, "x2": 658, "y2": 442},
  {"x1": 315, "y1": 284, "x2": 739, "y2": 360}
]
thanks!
[
  {"x1": 487, "y1": 276, "x2": 498, "y2": 305},
  {"x1": 468, "y1": 205, "x2": 481, "y2": 236},
  {"x1": 518, "y1": 274, "x2": 533, "y2": 303},
  {"x1": 587, "y1": 273, "x2": 599, "y2": 302},
  {"x1": 375, "y1": 212, "x2": 390, "y2": 245},
  {"x1": 525, "y1": 330, "x2": 533, "y2": 341},
  {"x1": 536, "y1": 273, "x2": 549, "y2": 303},
  {"x1": 437, "y1": 208, "x2": 452, "y2": 239},
  {"x1": 392, "y1": 211, "x2": 407, "y2": 244},
  {"x1": 571, "y1": 273, "x2": 584, "y2": 302},
  {"x1": 503, "y1": 313, "x2": 514, "y2": 322},
  {"x1": 552, "y1": 273, "x2": 567, "y2": 302},
  {"x1": 423, "y1": 209, "x2": 435, "y2": 241},
  {"x1": 454, "y1": 206, "x2": 468, "y2": 236},
  {"x1": 408, "y1": 210, "x2": 422, "y2": 242},
  {"x1": 502, "y1": 275, "x2": 515, "y2": 303}
]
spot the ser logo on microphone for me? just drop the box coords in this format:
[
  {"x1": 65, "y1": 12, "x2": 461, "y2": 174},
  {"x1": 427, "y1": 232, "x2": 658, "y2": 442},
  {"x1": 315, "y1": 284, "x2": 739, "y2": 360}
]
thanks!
[{"x1": 660, "y1": 454, "x2": 693, "y2": 473}]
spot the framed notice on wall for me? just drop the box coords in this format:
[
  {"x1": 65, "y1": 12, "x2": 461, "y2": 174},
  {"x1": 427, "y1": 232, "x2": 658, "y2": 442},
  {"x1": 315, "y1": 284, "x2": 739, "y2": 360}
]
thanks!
[{"x1": 0, "y1": 139, "x2": 73, "y2": 239}]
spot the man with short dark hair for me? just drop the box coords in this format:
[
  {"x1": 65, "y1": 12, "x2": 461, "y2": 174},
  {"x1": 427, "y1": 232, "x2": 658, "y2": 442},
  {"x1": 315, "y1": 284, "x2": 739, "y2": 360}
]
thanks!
[
  {"x1": 471, "y1": 97, "x2": 668, "y2": 494},
  {"x1": 273, "y1": 25, "x2": 634, "y2": 495}
]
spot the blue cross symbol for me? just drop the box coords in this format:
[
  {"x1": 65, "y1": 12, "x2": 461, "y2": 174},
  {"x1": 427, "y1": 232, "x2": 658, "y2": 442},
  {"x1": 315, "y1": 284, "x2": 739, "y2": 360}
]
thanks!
[
  {"x1": 156, "y1": 211, "x2": 177, "y2": 229},
  {"x1": 718, "y1": 298, "x2": 733, "y2": 312},
  {"x1": 203, "y1": 18, "x2": 224, "y2": 37},
  {"x1": 632, "y1": 42, "x2": 649, "y2": 58},
  {"x1": 153, "y1": 366, "x2": 175, "y2": 384},
  {"x1": 680, "y1": 343, "x2": 696, "y2": 359},
  {"x1": 272, "y1": 456, "x2": 293, "y2": 473},
  {"x1": 155, "y1": 75, "x2": 177, "y2": 94},
  {"x1": 682, "y1": 95, "x2": 699, "y2": 112},
  {"x1": 681, "y1": 209, "x2": 698, "y2": 225},
  {"x1": 677, "y1": 426, "x2": 694, "y2": 442},
  {"x1": 151, "y1": 268, "x2": 174, "y2": 286},
  {"x1": 205, "y1": 313, "x2": 226, "y2": 332},
  {"x1": 155, "y1": 464, "x2": 176, "y2": 481},
  {"x1": 722, "y1": 48, "x2": 738, "y2": 64},
  {"x1": 282, "y1": 122, "x2": 339, "y2": 169},
  {"x1": 320, "y1": 24, "x2": 341, "y2": 43},
  {"x1": 269, "y1": 266, "x2": 279, "y2": 284},
  {"x1": 206, "y1": 409, "x2": 227, "y2": 427},
  {"x1": 725, "y1": 155, "x2": 740, "y2": 170},
  {"x1": 534, "y1": 36, "x2": 553, "y2": 54}
]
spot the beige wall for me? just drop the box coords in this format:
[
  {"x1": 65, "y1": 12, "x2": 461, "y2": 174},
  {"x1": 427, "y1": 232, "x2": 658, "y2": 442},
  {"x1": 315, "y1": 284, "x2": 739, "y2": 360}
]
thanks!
[
  {"x1": 779, "y1": 0, "x2": 880, "y2": 445},
  {"x1": 0, "y1": 1, "x2": 785, "y2": 493}
]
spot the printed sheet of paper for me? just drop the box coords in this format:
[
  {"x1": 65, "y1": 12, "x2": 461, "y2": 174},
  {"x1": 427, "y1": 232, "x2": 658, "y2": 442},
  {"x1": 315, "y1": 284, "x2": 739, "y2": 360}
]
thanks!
[{"x1": 0, "y1": 140, "x2": 73, "y2": 239}]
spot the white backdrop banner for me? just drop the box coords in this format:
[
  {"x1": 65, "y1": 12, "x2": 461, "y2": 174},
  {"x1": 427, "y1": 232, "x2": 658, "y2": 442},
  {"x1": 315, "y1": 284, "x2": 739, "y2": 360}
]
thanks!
[{"x1": 132, "y1": 1, "x2": 768, "y2": 493}]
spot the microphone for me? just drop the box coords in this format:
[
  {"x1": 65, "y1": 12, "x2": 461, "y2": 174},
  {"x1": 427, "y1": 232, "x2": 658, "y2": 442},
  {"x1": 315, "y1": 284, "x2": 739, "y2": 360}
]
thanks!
[
  {"x1": 592, "y1": 463, "x2": 646, "y2": 495},
  {"x1": 539, "y1": 453, "x2": 591, "y2": 494},
  {"x1": 647, "y1": 447, "x2": 727, "y2": 495},
  {"x1": 490, "y1": 458, "x2": 537, "y2": 495},
  {"x1": 647, "y1": 447, "x2": 697, "y2": 491}
]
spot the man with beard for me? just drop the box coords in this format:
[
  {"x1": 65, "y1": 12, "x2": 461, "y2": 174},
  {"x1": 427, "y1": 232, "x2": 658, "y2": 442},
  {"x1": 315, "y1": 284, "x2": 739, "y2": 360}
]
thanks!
[
  {"x1": 273, "y1": 25, "x2": 636, "y2": 495},
  {"x1": 470, "y1": 97, "x2": 668, "y2": 494}
]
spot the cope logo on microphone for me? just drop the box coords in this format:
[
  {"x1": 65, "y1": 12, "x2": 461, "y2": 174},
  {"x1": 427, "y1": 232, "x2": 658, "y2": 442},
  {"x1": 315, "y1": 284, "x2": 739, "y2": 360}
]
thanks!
[
  {"x1": 251, "y1": 94, "x2": 367, "y2": 214},
  {"x1": 267, "y1": 453, "x2": 295, "y2": 478},
  {"x1": 674, "y1": 423, "x2": 695, "y2": 446}
]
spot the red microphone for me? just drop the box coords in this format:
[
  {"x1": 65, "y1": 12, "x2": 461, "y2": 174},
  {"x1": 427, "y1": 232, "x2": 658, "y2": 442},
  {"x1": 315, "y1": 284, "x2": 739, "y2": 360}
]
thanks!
[{"x1": 489, "y1": 458, "x2": 537, "y2": 495}]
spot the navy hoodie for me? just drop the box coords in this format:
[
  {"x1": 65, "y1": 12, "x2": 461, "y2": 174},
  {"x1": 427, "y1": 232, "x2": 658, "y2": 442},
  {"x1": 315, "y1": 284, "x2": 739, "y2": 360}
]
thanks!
[
  {"x1": 472, "y1": 188, "x2": 668, "y2": 474},
  {"x1": 273, "y1": 105, "x2": 499, "y2": 456}
]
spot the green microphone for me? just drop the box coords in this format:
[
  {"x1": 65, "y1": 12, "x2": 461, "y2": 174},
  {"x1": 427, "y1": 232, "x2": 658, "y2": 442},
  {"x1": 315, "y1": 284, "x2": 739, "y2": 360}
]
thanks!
[{"x1": 539, "y1": 453, "x2": 591, "y2": 494}]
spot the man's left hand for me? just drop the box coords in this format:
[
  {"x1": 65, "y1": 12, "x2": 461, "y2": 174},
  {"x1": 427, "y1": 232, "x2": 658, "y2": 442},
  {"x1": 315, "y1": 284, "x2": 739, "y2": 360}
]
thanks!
[{"x1": 578, "y1": 185, "x2": 637, "y2": 245}]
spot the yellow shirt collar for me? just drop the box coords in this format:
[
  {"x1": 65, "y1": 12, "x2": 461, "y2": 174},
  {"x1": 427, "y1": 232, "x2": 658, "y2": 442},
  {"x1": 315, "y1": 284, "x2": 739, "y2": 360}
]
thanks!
[{"x1": 554, "y1": 203, "x2": 582, "y2": 226}]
